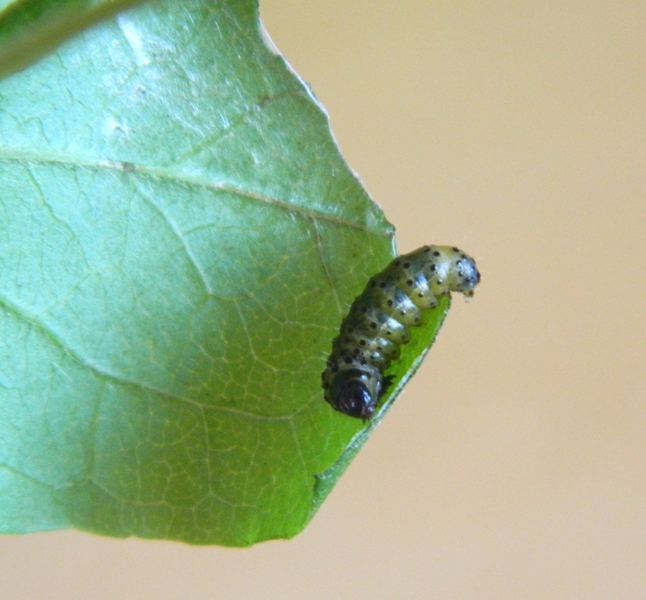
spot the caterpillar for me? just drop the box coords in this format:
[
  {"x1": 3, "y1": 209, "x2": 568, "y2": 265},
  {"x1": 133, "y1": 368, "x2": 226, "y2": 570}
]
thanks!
[{"x1": 322, "y1": 245, "x2": 480, "y2": 419}]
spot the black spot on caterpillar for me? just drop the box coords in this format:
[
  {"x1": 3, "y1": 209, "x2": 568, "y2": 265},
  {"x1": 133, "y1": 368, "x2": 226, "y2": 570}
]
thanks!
[{"x1": 322, "y1": 245, "x2": 480, "y2": 420}]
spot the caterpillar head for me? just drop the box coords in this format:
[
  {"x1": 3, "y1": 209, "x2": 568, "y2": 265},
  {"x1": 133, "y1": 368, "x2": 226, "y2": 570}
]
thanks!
[
  {"x1": 443, "y1": 247, "x2": 481, "y2": 298},
  {"x1": 325, "y1": 367, "x2": 383, "y2": 420}
]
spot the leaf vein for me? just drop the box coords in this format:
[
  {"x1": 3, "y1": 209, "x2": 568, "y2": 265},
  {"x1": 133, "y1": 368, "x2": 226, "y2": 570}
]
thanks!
[
  {"x1": 0, "y1": 293, "x2": 308, "y2": 422},
  {"x1": 0, "y1": 155, "x2": 389, "y2": 234}
]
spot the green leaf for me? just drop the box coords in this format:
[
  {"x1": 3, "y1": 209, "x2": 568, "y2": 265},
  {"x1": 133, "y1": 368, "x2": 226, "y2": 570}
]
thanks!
[
  {"x1": 0, "y1": 0, "x2": 453, "y2": 546},
  {"x1": 0, "y1": 0, "x2": 148, "y2": 80}
]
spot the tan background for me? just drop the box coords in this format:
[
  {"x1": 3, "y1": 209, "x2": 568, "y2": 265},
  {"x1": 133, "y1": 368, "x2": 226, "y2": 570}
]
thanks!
[{"x1": 2, "y1": 1, "x2": 645, "y2": 598}]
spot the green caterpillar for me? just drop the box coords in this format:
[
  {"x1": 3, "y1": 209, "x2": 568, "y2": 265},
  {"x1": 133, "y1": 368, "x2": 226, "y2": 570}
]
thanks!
[{"x1": 322, "y1": 245, "x2": 480, "y2": 419}]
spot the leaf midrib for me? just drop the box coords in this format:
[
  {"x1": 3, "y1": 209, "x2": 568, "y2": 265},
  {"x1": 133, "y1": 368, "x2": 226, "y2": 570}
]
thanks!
[{"x1": 0, "y1": 151, "x2": 389, "y2": 233}]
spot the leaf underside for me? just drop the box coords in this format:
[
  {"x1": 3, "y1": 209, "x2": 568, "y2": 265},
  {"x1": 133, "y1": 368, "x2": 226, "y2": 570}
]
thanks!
[{"x1": 0, "y1": 0, "x2": 451, "y2": 546}]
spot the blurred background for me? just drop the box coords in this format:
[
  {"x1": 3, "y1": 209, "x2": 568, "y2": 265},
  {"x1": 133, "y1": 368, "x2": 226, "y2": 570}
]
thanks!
[{"x1": 2, "y1": 1, "x2": 645, "y2": 598}]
